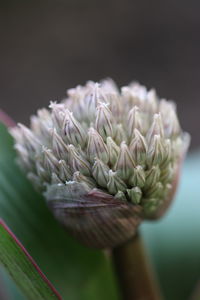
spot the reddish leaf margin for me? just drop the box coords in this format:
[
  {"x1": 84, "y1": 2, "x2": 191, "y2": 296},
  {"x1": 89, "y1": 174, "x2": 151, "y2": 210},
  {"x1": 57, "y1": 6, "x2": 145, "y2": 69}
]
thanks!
[{"x1": 0, "y1": 218, "x2": 62, "y2": 300}]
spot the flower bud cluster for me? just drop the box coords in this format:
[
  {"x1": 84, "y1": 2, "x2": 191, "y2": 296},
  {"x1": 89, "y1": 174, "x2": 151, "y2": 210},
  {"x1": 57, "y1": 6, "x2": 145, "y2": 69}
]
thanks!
[{"x1": 11, "y1": 79, "x2": 189, "y2": 220}]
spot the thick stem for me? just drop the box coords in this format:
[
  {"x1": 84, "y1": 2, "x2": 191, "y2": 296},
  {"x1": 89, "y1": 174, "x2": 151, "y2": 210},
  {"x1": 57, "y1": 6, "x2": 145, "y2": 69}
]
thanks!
[{"x1": 112, "y1": 232, "x2": 162, "y2": 300}]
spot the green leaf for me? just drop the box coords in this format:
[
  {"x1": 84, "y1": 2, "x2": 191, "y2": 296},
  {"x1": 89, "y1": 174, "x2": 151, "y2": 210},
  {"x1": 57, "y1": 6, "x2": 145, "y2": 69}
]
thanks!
[
  {"x1": 0, "y1": 219, "x2": 61, "y2": 300},
  {"x1": 0, "y1": 123, "x2": 119, "y2": 300}
]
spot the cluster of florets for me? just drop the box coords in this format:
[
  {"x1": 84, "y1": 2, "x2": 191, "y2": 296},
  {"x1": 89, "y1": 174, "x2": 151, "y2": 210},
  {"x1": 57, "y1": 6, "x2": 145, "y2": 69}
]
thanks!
[{"x1": 11, "y1": 79, "x2": 188, "y2": 217}]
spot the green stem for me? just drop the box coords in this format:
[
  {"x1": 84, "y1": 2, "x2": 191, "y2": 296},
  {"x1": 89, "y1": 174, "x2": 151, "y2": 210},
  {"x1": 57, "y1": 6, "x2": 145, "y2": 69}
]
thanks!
[{"x1": 112, "y1": 232, "x2": 162, "y2": 300}]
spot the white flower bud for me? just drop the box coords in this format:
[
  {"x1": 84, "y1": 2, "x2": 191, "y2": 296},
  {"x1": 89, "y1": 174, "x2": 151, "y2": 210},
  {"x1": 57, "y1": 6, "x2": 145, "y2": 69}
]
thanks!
[
  {"x1": 17, "y1": 123, "x2": 41, "y2": 153},
  {"x1": 87, "y1": 128, "x2": 109, "y2": 163},
  {"x1": 95, "y1": 102, "x2": 115, "y2": 139},
  {"x1": 68, "y1": 144, "x2": 91, "y2": 176},
  {"x1": 146, "y1": 89, "x2": 158, "y2": 114},
  {"x1": 51, "y1": 128, "x2": 69, "y2": 160},
  {"x1": 63, "y1": 109, "x2": 87, "y2": 147},
  {"x1": 167, "y1": 109, "x2": 181, "y2": 138},
  {"x1": 92, "y1": 158, "x2": 109, "y2": 188},
  {"x1": 146, "y1": 113, "x2": 164, "y2": 144},
  {"x1": 127, "y1": 106, "x2": 142, "y2": 139},
  {"x1": 42, "y1": 147, "x2": 59, "y2": 174},
  {"x1": 49, "y1": 102, "x2": 65, "y2": 130},
  {"x1": 115, "y1": 124, "x2": 127, "y2": 144},
  {"x1": 59, "y1": 160, "x2": 72, "y2": 181},
  {"x1": 129, "y1": 129, "x2": 147, "y2": 165},
  {"x1": 30, "y1": 108, "x2": 52, "y2": 141},
  {"x1": 115, "y1": 142, "x2": 136, "y2": 180}
]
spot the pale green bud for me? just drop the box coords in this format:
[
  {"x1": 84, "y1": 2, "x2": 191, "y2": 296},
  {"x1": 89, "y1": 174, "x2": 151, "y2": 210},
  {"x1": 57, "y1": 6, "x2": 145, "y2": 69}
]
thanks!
[
  {"x1": 92, "y1": 158, "x2": 109, "y2": 188},
  {"x1": 95, "y1": 102, "x2": 115, "y2": 139},
  {"x1": 63, "y1": 109, "x2": 87, "y2": 147},
  {"x1": 42, "y1": 147, "x2": 59, "y2": 174},
  {"x1": 115, "y1": 141, "x2": 136, "y2": 180},
  {"x1": 49, "y1": 102, "x2": 65, "y2": 130},
  {"x1": 114, "y1": 191, "x2": 126, "y2": 201},
  {"x1": 18, "y1": 123, "x2": 41, "y2": 153},
  {"x1": 106, "y1": 136, "x2": 120, "y2": 165},
  {"x1": 87, "y1": 127, "x2": 109, "y2": 163},
  {"x1": 129, "y1": 129, "x2": 147, "y2": 165},
  {"x1": 145, "y1": 165, "x2": 160, "y2": 188},
  {"x1": 58, "y1": 160, "x2": 72, "y2": 181},
  {"x1": 51, "y1": 128, "x2": 69, "y2": 160},
  {"x1": 146, "y1": 182, "x2": 163, "y2": 198},
  {"x1": 107, "y1": 170, "x2": 127, "y2": 194},
  {"x1": 160, "y1": 164, "x2": 173, "y2": 184},
  {"x1": 115, "y1": 124, "x2": 127, "y2": 144},
  {"x1": 68, "y1": 144, "x2": 91, "y2": 176},
  {"x1": 127, "y1": 187, "x2": 142, "y2": 204},
  {"x1": 51, "y1": 172, "x2": 63, "y2": 184},
  {"x1": 30, "y1": 108, "x2": 52, "y2": 141},
  {"x1": 127, "y1": 106, "x2": 142, "y2": 139},
  {"x1": 129, "y1": 166, "x2": 146, "y2": 188},
  {"x1": 146, "y1": 113, "x2": 164, "y2": 144},
  {"x1": 147, "y1": 135, "x2": 165, "y2": 165},
  {"x1": 73, "y1": 171, "x2": 95, "y2": 189}
]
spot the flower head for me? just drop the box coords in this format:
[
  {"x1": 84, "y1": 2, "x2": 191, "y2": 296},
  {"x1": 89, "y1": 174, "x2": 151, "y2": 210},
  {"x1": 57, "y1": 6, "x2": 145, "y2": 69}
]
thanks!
[{"x1": 11, "y1": 79, "x2": 190, "y2": 248}]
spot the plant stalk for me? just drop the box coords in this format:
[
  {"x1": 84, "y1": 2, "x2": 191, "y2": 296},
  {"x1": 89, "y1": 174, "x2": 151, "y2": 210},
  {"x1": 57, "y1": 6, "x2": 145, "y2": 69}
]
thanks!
[{"x1": 112, "y1": 232, "x2": 162, "y2": 300}]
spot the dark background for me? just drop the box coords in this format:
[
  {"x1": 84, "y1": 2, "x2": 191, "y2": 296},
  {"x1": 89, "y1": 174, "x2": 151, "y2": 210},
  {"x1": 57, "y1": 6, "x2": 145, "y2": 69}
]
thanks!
[{"x1": 0, "y1": 0, "x2": 199, "y2": 149}]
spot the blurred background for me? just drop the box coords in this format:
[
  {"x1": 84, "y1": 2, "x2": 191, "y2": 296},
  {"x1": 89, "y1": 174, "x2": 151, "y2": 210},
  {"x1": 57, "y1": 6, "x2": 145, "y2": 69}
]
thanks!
[{"x1": 0, "y1": 0, "x2": 199, "y2": 149}]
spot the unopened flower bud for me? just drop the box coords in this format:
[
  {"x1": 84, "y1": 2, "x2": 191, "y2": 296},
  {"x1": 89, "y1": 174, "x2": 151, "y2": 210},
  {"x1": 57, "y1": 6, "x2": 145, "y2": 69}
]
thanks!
[
  {"x1": 147, "y1": 135, "x2": 165, "y2": 165},
  {"x1": 115, "y1": 142, "x2": 136, "y2": 180},
  {"x1": 146, "y1": 113, "x2": 164, "y2": 144},
  {"x1": 106, "y1": 136, "x2": 120, "y2": 166},
  {"x1": 68, "y1": 144, "x2": 90, "y2": 176},
  {"x1": 95, "y1": 102, "x2": 115, "y2": 139},
  {"x1": 87, "y1": 128, "x2": 109, "y2": 163},
  {"x1": 63, "y1": 109, "x2": 87, "y2": 147},
  {"x1": 127, "y1": 107, "x2": 142, "y2": 138},
  {"x1": 129, "y1": 166, "x2": 146, "y2": 188},
  {"x1": 92, "y1": 158, "x2": 109, "y2": 188},
  {"x1": 59, "y1": 160, "x2": 71, "y2": 181},
  {"x1": 107, "y1": 170, "x2": 127, "y2": 194},
  {"x1": 129, "y1": 129, "x2": 147, "y2": 165},
  {"x1": 127, "y1": 187, "x2": 142, "y2": 204}
]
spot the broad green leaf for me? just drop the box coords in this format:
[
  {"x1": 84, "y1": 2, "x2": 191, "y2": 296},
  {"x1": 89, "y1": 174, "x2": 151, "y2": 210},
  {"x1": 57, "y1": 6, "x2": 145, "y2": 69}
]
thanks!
[
  {"x1": 0, "y1": 123, "x2": 119, "y2": 300},
  {"x1": 0, "y1": 220, "x2": 61, "y2": 300}
]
